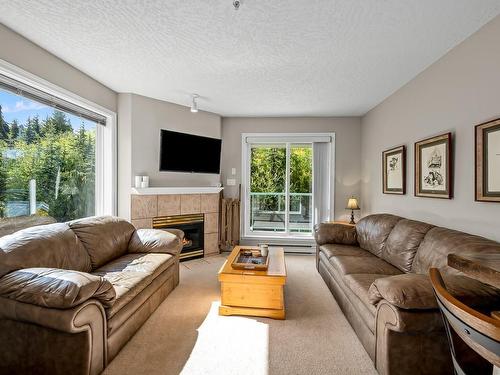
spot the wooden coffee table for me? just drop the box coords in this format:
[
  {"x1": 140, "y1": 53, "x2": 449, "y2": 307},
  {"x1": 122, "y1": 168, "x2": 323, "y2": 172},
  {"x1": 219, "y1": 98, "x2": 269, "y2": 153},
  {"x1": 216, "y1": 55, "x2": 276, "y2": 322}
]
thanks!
[{"x1": 218, "y1": 246, "x2": 287, "y2": 319}]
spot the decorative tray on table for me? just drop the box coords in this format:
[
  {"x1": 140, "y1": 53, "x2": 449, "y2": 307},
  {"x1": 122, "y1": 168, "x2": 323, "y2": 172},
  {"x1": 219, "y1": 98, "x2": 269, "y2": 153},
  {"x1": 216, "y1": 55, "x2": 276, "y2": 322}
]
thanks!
[{"x1": 231, "y1": 248, "x2": 269, "y2": 270}]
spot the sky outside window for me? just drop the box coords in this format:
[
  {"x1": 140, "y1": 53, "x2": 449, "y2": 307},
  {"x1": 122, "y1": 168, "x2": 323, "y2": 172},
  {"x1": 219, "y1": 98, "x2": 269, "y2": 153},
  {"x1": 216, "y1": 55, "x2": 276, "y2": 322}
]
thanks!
[{"x1": 0, "y1": 90, "x2": 95, "y2": 130}]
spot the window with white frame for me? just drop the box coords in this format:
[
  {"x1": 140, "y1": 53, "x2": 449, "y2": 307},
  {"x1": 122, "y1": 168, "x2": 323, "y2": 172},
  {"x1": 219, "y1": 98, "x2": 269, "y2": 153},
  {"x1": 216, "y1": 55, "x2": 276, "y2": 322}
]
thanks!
[
  {"x1": 241, "y1": 133, "x2": 335, "y2": 239},
  {"x1": 0, "y1": 63, "x2": 116, "y2": 225}
]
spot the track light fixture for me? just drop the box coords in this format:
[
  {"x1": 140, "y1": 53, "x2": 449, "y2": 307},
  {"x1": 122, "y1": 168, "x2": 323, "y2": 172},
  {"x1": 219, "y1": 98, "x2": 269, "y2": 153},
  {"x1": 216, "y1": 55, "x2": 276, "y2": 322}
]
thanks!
[{"x1": 190, "y1": 94, "x2": 199, "y2": 113}]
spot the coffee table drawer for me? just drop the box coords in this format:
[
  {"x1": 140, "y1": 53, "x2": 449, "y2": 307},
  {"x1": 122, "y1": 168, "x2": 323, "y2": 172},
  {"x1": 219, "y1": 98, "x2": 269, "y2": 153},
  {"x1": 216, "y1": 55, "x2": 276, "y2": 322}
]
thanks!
[{"x1": 221, "y1": 282, "x2": 284, "y2": 310}]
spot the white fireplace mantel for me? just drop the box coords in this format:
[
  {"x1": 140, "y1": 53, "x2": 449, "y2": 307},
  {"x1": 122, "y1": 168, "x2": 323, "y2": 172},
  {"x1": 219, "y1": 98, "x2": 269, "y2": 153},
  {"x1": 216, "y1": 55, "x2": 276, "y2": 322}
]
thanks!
[{"x1": 131, "y1": 186, "x2": 224, "y2": 195}]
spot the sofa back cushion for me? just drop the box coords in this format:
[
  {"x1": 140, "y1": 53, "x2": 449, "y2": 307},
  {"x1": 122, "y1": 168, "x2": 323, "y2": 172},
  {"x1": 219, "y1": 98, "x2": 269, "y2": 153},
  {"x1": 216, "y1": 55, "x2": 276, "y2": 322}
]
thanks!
[
  {"x1": 0, "y1": 223, "x2": 91, "y2": 277},
  {"x1": 412, "y1": 226, "x2": 500, "y2": 275},
  {"x1": 356, "y1": 214, "x2": 402, "y2": 257},
  {"x1": 382, "y1": 219, "x2": 434, "y2": 273},
  {"x1": 68, "y1": 216, "x2": 136, "y2": 269}
]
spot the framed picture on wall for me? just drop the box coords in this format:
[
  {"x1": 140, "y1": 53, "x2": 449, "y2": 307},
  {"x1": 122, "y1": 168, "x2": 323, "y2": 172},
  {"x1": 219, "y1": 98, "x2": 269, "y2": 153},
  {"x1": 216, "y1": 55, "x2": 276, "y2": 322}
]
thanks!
[
  {"x1": 382, "y1": 145, "x2": 406, "y2": 194},
  {"x1": 415, "y1": 132, "x2": 453, "y2": 199},
  {"x1": 475, "y1": 118, "x2": 500, "y2": 202}
]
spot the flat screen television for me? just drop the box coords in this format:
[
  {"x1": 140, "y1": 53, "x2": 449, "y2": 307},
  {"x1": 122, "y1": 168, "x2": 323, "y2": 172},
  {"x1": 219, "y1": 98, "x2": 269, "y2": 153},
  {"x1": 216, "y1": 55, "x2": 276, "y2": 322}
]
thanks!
[{"x1": 159, "y1": 129, "x2": 222, "y2": 174}]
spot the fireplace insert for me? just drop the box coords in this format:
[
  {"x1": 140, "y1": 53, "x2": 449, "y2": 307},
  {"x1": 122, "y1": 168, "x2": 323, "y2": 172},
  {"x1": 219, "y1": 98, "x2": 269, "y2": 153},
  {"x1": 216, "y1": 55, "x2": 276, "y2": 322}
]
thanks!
[{"x1": 153, "y1": 214, "x2": 204, "y2": 261}]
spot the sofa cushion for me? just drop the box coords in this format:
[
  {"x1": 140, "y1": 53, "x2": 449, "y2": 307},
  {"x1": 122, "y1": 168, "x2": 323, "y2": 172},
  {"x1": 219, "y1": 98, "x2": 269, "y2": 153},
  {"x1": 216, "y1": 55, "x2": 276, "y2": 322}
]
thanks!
[
  {"x1": 356, "y1": 214, "x2": 402, "y2": 257},
  {"x1": 0, "y1": 223, "x2": 91, "y2": 278},
  {"x1": 314, "y1": 223, "x2": 357, "y2": 246},
  {"x1": 68, "y1": 216, "x2": 136, "y2": 269},
  {"x1": 343, "y1": 274, "x2": 393, "y2": 314},
  {"x1": 368, "y1": 273, "x2": 500, "y2": 310},
  {"x1": 106, "y1": 264, "x2": 175, "y2": 336},
  {"x1": 93, "y1": 253, "x2": 174, "y2": 318},
  {"x1": 382, "y1": 219, "x2": 434, "y2": 273},
  {"x1": 329, "y1": 255, "x2": 402, "y2": 276},
  {"x1": 0, "y1": 267, "x2": 115, "y2": 308},
  {"x1": 128, "y1": 229, "x2": 183, "y2": 255},
  {"x1": 412, "y1": 227, "x2": 500, "y2": 275},
  {"x1": 319, "y1": 254, "x2": 378, "y2": 333},
  {"x1": 319, "y1": 244, "x2": 373, "y2": 259}
]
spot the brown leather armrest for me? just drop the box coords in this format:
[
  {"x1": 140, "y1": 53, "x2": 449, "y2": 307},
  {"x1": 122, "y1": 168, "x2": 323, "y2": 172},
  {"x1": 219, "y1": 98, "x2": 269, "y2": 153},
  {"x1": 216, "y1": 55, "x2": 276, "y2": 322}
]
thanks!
[
  {"x1": 128, "y1": 228, "x2": 184, "y2": 256},
  {"x1": 0, "y1": 296, "x2": 108, "y2": 374},
  {"x1": 369, "y1": 273, "x2": 500, "y2": 310},
  {"x1": 314, "y1": 223, "x2": 357, "y2": 246},
  {"x1": 0, "y1": 268, "x2": 115, "y2": 309},
  {"x1": 376, "y1": 300, "x2": 444, "y2": 333}
]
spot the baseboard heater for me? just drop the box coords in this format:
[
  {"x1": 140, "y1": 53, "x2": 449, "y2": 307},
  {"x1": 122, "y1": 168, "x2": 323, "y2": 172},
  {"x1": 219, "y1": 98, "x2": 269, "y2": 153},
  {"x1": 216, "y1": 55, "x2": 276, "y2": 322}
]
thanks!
[
  {"x1": 238, "y1": 239, "x2": 316, "y2": 254},
  {"x1": 266, "y1": 243, "x2": 315, "y2": 254}
]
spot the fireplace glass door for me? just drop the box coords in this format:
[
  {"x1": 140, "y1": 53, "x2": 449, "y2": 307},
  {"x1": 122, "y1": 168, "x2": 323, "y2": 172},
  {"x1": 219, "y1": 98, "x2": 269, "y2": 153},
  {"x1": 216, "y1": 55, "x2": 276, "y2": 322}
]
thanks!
[{"x1": 153, "y1": 214, "x2": 204, "y2": 260}]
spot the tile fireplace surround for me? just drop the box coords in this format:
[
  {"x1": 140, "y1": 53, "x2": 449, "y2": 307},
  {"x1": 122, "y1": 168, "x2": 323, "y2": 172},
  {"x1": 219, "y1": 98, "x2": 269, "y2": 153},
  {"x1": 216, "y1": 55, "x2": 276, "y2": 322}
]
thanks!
[{"x1": 130, "y1": 187, "x2": 223, "y2": 257}]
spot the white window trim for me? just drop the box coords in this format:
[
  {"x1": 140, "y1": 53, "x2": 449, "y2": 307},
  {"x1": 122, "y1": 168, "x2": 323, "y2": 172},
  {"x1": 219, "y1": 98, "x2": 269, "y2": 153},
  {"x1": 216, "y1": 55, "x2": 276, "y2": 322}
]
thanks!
[
  {"x1": 241, "y1": 132, "x2": 335, "y2": 241},
  {"x1": 0, "y1": 58, "x2": 117, "y2": 216}
]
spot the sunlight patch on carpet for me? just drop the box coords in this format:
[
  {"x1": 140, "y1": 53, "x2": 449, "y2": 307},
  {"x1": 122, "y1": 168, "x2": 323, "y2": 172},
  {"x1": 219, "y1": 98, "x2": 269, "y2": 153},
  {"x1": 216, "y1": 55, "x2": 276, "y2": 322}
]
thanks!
[{"x1": 180, "y1": 301, "x2": 269, "y2": 375}]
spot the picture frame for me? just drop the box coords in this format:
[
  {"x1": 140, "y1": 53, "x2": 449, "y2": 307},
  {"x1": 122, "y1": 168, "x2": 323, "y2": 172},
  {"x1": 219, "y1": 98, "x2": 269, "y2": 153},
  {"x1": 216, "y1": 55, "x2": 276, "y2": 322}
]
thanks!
[
  {"x1": 475, "y1": 118, "x2": 500, "y2": 202},
  {"x1": 382, "y1": 145, "x2": 406, "y2": 194},
  {"x1": 415, "y1": 132, "x2": 453, "y2": 199}
]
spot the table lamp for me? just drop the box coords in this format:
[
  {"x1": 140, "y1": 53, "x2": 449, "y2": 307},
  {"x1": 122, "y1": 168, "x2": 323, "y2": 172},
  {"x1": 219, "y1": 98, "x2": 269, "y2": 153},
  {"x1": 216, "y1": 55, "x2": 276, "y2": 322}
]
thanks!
[{"x1": 346, "y1": 197, "x2": 360, "y2": 224}]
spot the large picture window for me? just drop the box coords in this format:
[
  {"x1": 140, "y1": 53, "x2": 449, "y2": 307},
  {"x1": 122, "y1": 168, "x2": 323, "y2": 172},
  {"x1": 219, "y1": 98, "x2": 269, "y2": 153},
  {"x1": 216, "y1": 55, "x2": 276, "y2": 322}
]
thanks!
[{"x1": 0, "y1": 64, "x2": 115, "y2": 227}]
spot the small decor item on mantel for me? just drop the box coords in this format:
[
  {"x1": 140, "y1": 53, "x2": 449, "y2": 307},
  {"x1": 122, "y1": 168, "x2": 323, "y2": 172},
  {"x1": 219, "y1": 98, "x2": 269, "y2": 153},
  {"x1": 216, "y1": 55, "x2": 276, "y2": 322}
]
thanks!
[
  {"x1": 135, "y1": 175, "x2": 150, "y2": 188},
  {"x1": 475, "y1": 118, "x2": 500, "y2": 202},
  {"x1": 231, "y1": 247, "x2": 269, "y2": 270},
  {"x1": 134, "y1": 176, "x2": 142, "y2": 188},
  {"x1": 415, "y1": 132, "x2": 453, "y2": 199},
  {"x1": 382, "y1": 145, "x2": 406, "y2": 195},
  {"x1": 346, "y1": 197, "x2": 360, "y2": 224}
]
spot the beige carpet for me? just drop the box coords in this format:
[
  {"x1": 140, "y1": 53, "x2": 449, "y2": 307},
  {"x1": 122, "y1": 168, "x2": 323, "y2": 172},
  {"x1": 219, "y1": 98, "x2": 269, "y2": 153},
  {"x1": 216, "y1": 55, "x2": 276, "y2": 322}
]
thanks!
[{"x1": 103, "y1": 254, "x2": 377, "y2": 375}]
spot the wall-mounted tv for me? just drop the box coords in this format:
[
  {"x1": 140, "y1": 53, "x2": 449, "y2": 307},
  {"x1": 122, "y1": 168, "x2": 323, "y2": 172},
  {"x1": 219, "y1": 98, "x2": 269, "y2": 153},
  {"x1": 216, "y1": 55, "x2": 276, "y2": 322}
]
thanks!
[{"x1": 159, "y1": 129, "x2": 222, "y2": 174}]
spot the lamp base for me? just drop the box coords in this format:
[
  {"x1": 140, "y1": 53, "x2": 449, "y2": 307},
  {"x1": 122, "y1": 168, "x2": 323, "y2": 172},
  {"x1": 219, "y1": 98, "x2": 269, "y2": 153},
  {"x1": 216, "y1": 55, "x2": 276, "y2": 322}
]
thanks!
[{"x1": 349, "y1": 210, "x2": 356, "y2": 225}]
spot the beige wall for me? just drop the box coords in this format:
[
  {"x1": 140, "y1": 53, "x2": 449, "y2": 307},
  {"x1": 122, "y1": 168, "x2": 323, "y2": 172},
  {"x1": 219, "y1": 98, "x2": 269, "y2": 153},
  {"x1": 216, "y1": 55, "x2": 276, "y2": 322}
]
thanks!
[
  {"x1": 117, "y1": 94, "x2": 133, "y2": 218},
  {"x1": 221, "y1": 117, "x2": 362, "y2": 221},
  {"x1": 361, "y1": 16, "x2": 500, "y2": 241},
  {"x1": 117, "y1": 93, "x2": 222, "y2": 218},
  {"x1": 0, "y1": 24, "x2": 116, "y2": 112},
  {"x1": 130, "y1": 94, "x2": 221, "y2": 187}
]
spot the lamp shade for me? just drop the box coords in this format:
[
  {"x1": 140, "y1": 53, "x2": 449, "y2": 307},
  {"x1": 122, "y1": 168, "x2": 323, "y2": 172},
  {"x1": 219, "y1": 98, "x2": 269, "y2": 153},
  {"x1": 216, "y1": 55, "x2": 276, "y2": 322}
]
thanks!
[{"x1": 346, "y1": 197, "x2": 360, "y2": 210}]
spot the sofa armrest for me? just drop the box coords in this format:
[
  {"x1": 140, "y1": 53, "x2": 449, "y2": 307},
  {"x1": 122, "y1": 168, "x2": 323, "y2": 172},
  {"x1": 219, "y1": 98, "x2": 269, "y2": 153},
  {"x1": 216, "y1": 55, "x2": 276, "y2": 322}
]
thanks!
[
  {"x1": 314, "y1": 223, "x2": 357, "y2": 246},
  {"x1": 0, "y1": 296, "x2": 108, "y2": 374},
  {"x1": 369, "y1": 274, "x2": 437, "y2": 309},
  {"x1": 375, "y1": 300, "x2": 454, "y2": 374},
  {"x1": 369, "y1": 273, "x2": 500, "y2": 310},
  {"x1": 0, "y1": 268, "x2": 115, "y2": 309},
  {"x1": 376, "y1": 300, "x2": 444, "y2": 333},
  {"x1": 128, "y1": 228, "x2": 184, "y2": 256}
]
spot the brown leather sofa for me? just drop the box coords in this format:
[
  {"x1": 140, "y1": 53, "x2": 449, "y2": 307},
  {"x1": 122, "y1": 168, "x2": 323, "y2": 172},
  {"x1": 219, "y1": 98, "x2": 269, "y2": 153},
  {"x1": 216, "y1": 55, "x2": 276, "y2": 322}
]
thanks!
[
  {"x1": 0, "y1": 216, "x2": 183, "y2": 375},
  {"x1": 315, "y1": 214, "x2": 500, "y2": 375}
]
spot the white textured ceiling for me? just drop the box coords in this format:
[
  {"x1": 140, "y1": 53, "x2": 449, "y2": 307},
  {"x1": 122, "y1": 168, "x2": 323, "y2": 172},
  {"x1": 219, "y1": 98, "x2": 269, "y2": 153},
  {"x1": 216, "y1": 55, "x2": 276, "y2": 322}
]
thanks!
[{"x1": 1, "y1": 1, "x2": 500, "y2": 116}]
